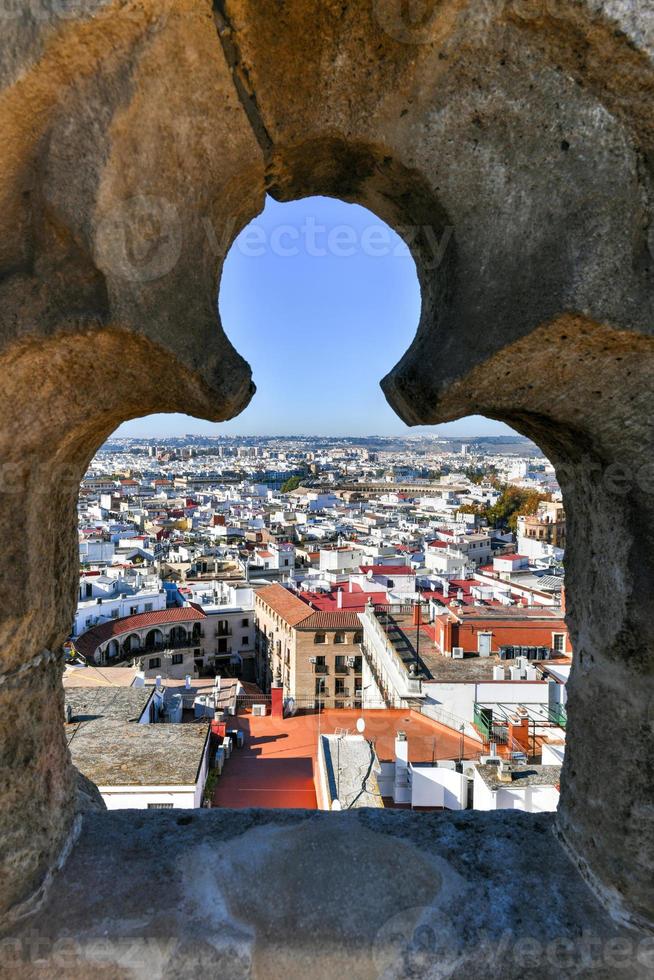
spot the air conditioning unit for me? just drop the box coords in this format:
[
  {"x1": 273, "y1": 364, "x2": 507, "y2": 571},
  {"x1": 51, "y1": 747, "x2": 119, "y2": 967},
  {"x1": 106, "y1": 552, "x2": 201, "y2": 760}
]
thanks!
[
  {"x1": 452, "y1": 646, "x2": 464, "y2": 659},
  {"x1": 356, "y1": 689, "x2": 363, "y2": 698},
  {"x1": 309, "y1": 656, "x2": 317, "y2": 664}
]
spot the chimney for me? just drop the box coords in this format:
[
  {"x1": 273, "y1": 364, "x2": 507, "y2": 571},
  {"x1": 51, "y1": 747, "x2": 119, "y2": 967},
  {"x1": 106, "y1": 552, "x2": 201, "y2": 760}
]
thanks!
[
  {"x1": 498, "y1": 758, "x2": 515, "y2": 783},
  {"x1": 185, "y1": 674, "x2": 192, "y2": 690},
  {"x1": 443, "y1": 580, "x2": 449, "y2": 598},
  {"x1": 393, "y1": 731, "x2": 410, "y2": 804},
  {"x1": 337, "y1": 589, "x2": 343, "y2": 609},
  {"x1": 155, "y1": 675, "x2": 162, "y2": 690}
]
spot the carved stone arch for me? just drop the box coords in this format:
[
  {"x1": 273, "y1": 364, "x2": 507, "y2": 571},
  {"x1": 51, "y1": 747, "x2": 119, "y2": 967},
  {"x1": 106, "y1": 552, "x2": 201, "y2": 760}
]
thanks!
[{"x1": 0, "y1": 0, "x2": 652, "y2": 940}]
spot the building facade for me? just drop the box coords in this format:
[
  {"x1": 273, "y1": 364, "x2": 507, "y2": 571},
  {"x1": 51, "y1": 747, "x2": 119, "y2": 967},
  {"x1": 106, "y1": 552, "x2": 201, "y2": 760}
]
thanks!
[{"x1": 254, "y1": 584, "x2": 364, "y2": 709}]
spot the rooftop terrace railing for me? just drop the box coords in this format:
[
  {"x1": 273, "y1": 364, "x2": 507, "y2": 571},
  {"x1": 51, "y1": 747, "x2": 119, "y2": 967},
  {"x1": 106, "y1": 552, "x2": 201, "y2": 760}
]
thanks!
[{"x1": 359, "y1": 607, "x2": 424, "y2": 705}]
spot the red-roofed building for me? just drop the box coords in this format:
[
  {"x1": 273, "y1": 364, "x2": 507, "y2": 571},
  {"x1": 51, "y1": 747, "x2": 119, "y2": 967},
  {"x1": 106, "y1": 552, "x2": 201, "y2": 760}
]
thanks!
[
  {"x1": 254, "y1": 585, "x2": 364, "y2": 709},
  {"x1": 73, "y1": 606, "x2": 206, "y2": 672},
  {"x1": 432, "y1": 602, "x2": 569, "y2": 657}
]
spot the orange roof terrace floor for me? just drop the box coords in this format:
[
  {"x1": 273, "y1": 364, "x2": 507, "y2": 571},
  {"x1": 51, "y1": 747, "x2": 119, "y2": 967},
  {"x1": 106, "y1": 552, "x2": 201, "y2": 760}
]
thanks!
[{"x1": 212, "y1": 708, "x2": 483, "y2": 810}]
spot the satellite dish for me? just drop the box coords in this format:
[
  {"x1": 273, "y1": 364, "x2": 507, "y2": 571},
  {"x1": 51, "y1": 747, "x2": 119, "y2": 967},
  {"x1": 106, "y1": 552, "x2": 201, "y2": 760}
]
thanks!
[{"x1": 356, "y1": 718, "x2": 366, "y2": 734}]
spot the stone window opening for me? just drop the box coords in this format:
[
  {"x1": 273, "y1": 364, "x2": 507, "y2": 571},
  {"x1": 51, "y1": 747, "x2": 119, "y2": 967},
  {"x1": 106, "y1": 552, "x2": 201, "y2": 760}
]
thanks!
[{"x1": 2, "y1": 49, "x2": 651, "y2": 957}]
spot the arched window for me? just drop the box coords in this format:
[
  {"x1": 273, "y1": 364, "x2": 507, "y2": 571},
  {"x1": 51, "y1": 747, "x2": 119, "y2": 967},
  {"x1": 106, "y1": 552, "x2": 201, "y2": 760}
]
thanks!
[
  {"x1": 353, "y1": 631, "x2": 363, "y2": 645},
  {"x1": 334, "y1": 631, "x2": 345, "y2": 644}
]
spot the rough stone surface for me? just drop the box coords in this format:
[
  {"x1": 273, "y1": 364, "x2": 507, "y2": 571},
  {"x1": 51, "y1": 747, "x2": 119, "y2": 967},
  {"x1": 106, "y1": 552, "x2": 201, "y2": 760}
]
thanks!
[
  {"x1": 0, "y1": 0, "x2": 652, "y2": 935},
  {"x1": 3, "y1": 809, "x2": 653, "y2": 979}
]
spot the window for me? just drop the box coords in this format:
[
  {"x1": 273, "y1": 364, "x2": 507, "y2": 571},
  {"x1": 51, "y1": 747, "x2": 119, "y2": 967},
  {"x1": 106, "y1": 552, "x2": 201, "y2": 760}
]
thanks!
[
  {"x1": 171, "y1": 654, "x2": 183, "y2": 665},
  {"x1": 85, "y1": 583, "x2": 93, "y2": 598},
  {"x1": 353, "y1": 631, "x2": 363, "y2": 645},
  {"x1": 334, "y1": 632, "x2": 345, "y2": 644},
  {"x1": 314, "y1": 632, "x2": 326, "y2": 644},
  {"x1": 111, "y1": 609, "x2": 119, "y2": 619},
  {"x1": 553, "y1": 633, "x2": 566, "y2": 653},
  {"x1": 148, "y1": 657, "x2": 161, "y2": 669},
  {"x1": 241, "y1": 635, "x2": 248, "y2": 646},
  {"x1": 147, "y1": 802, "x2": 173, "y2": 809},
  {"x1": 242, "y1": 617, "x2": 249, "y2": 627},
  {"x1": 130, "y1": 605, "x2": 138, "y2": 615},
  {"x1": 144, "y1": 602, "x2": 153, "y2": 612},
  {"x1": 335, "y1": 678, "x2": 346, "y2": 695}
]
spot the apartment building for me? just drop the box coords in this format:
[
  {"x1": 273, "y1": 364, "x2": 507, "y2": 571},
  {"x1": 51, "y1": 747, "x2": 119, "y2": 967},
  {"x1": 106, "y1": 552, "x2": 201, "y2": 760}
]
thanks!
[
  {"x1": 254, "y1": 584, "x2": 363, "y2": 708},
  {"x1": 517, "y1": 500, "x2": 566, "y2": 558}
]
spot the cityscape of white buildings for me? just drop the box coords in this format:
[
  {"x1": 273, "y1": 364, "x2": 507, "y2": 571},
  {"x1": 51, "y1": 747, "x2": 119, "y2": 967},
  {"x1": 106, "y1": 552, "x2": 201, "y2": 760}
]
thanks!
[{"x1": 66, "y1": 433, "x2": 569, "y2": 815}]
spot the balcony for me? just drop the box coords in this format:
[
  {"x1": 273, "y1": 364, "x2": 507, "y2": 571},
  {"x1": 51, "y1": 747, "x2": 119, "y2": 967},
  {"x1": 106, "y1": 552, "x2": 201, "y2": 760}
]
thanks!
[
  {"x1": 141, "y1": 637, "x2": 197, "y2": 653},
  {"x1": 313, "y1": 663, "x2": 328, "y2": 675},
  {"x1": 334, "y1": 661, "x2": 349, "y2": 674},
  {"x1": 359, "y1": 607, "x2": 425, "y2": 706}
]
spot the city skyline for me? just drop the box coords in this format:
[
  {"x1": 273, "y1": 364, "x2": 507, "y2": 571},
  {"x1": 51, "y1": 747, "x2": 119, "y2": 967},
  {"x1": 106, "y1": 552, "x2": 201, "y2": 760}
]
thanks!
[{"x1": 115, "y1": 195, "x2": 513, "y2": 440}]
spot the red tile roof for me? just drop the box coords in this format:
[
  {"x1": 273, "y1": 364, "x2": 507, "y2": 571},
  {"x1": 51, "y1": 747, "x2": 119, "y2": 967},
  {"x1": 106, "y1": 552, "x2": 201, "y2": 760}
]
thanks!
[
  {"x1": 73, "y1": 606, "x2": 205, "y2": 659},
  {"x1": 299, "y1": 586, "x2": 387, "y2": 612},
  {"x1": 297, "y1": 610, "x2": 363, "y2": 630},
  {"x1": 255, "y1": 584, "x2": 313, "y2": 626}
]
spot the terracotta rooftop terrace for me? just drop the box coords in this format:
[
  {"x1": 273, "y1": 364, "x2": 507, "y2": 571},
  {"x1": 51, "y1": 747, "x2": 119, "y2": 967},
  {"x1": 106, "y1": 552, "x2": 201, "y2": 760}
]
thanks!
[{"x1": 212, "y1": 708, "x2": 482, "y2": 810}]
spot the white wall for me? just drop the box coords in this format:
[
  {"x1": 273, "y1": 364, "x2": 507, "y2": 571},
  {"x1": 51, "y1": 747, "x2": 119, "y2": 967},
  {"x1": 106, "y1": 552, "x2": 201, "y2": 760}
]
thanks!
[
  {"x1": 475, "y1": 681, "x2": 549, "y2": 705},
  {"x1": 410, "y1": 766, "x2": 467, "y2": 810},
  {"x1": 423, "y1": 682, "x2": 477, "y2": 722},
  {"x1": 98, "y1": 785, "x2": 197, "y2": 809},
  {"x1": 541, "y1": 743, "x2": 566, "y2": 765},
  {"x1": 472, "y1": 769, "x2": 559, "y2": 812},
  {"x1": 424, "y1": 680, "x2": 551, "y2": 724}
]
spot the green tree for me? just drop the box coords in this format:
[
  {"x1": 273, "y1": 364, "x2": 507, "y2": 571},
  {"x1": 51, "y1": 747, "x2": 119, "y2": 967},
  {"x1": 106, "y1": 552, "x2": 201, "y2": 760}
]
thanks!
[
  {"x1": 486, "y1": 485, "x2": 550, "y2": 531},
  {"x1": 281, "y1": 475, "x2": 302, "y2": 493}
]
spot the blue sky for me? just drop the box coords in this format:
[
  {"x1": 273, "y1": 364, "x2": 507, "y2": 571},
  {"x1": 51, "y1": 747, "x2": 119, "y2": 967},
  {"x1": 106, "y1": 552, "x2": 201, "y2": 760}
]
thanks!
[{"x1": 117, "y1": 196, "x2": 512, "y2": 438}]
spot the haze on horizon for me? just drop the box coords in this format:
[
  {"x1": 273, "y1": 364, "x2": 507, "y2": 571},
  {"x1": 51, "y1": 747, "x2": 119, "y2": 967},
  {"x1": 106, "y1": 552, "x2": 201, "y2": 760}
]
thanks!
[{"x1": 116, "y1": 196, "x2": 514, "y2": 441}]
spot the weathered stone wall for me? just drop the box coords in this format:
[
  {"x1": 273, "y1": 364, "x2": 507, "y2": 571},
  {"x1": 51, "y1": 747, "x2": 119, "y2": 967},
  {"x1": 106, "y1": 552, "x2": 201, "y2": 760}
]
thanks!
[
  {"x1": 0, "y1": 0, "x2": 652, "y2": 934},
  {"x1": 5, "y1": 809, "x2": 654, "y2": 979}
]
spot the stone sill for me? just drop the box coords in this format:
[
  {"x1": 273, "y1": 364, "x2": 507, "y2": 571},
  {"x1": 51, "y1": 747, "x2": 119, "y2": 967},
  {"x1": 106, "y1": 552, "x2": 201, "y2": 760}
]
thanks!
[{"x1": 5, "y1": 809, "x2": 652, "y2": 979}]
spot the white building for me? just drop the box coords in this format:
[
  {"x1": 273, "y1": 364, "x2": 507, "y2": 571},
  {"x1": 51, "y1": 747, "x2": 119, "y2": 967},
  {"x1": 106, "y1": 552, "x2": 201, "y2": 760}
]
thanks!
[
  {"x1": 472, "y1": 760, "x2": 560, "y2": 812},
  {"x1": 66, "y1": 686, "x2": 212, "y2": 810},
  {"x1": 74, "y1": 572, "x2": 167, "y2": 636}
]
